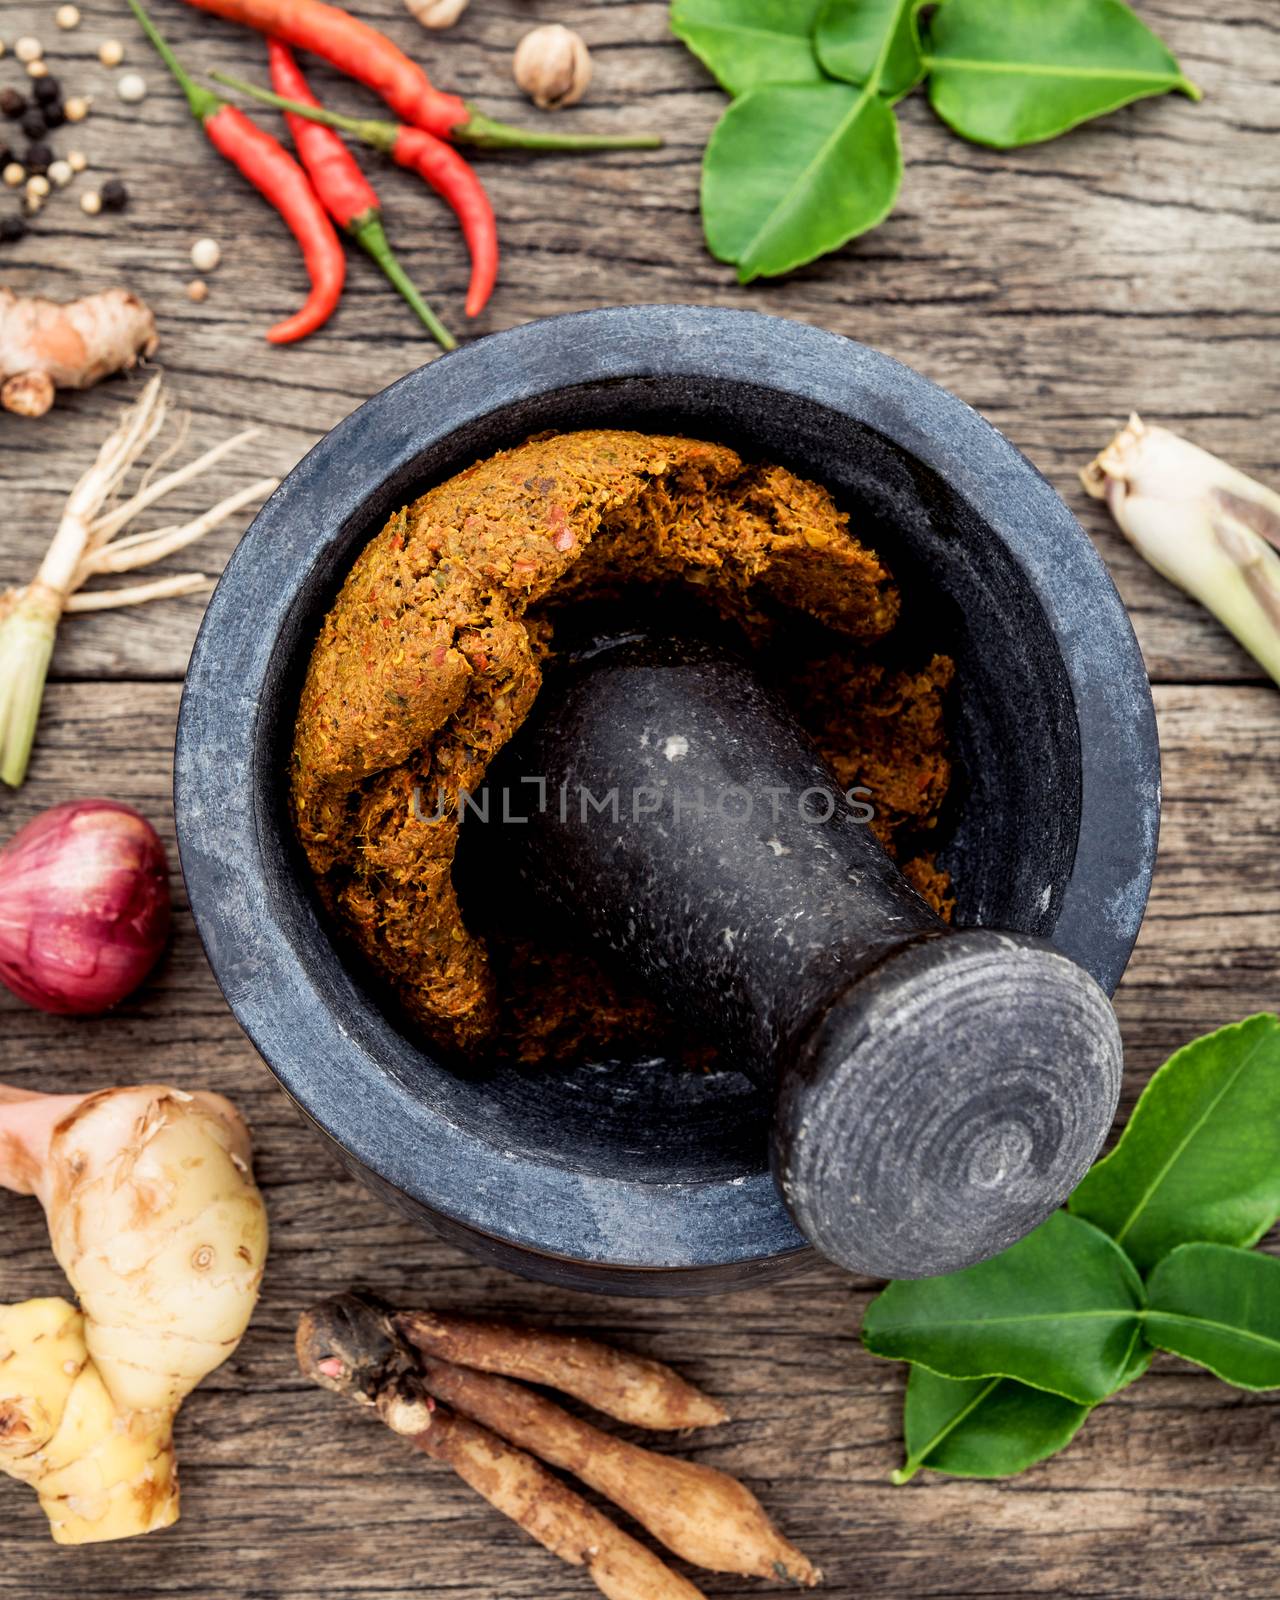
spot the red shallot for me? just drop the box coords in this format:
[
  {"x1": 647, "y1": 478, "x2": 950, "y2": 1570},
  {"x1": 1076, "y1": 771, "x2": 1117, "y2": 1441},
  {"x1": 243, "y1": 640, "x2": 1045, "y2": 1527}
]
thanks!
[{"x1": 0, "y1": 798, "x2": 170, "y2": 1013}]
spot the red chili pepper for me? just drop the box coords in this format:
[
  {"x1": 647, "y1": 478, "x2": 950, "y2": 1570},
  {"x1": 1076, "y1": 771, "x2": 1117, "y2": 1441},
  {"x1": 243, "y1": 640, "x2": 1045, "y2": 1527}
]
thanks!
[
  {"x1": 214, "y1": 71, "x2": 497, "y2": 317},
  {"x1": 268, "y1": 41, "x2": 455, "y2": 348},
  {"x1": 389, "y1": 128, "x2": 496, "y2": 319},
  {"x1": 183, "y1": 0, "x2": 662, "y2": 152},
  {"x1": 128, "y1": 0, "x2": 343, "y2": 345}
]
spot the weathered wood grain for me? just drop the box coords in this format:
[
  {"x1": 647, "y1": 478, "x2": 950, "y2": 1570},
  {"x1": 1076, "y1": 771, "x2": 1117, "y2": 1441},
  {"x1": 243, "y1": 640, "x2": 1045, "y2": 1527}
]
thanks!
[
  {"x1": 3, "y1": 0, "x2": 1276, "y2": 685},
  {"x1": 0, "y1": 0, "x2": 1277, "y2": 1594},
  {"x1": 1, "y1": 681, "x2": 1277, "y2": 1598}
]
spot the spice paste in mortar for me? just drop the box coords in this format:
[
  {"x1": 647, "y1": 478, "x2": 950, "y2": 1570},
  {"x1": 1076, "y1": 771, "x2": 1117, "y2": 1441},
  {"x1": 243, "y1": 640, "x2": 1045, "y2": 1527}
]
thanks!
[{"x1": 290, "y1": 430, "x2": 953, "y2": 1063}]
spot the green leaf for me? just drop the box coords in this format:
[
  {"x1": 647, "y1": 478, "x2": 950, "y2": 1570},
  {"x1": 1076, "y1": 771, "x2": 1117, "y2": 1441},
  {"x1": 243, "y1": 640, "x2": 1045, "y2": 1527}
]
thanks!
[
  {"x1": 895, "y1": 1368, "x2": 1090, "y2": 1483},
  {"x1": 923, "y1": 0, "x2": 1201, "y2": 149},
  {"x1": 1146, "y1": 1244, "x2": 1280, "y2": 1391},
  {"x1": 893, "y1": 1320, "x2": 1153, "y2": 1483},
  {"x1": 816, "y1": 0, "x2": 926, "y2": 101},
  {"x1": 862, "y1": 1211, "x2": 1144, "y2": 1404},
  {"x1": 670, "y1": 0, "x2": 825, "y2": 96},
  {"x1": 1070, "y1": 1014, "x2": 1280, "y2": 1275},
  {"x1": 702, "y1": 82, "x2": 901, "y2": 282}
]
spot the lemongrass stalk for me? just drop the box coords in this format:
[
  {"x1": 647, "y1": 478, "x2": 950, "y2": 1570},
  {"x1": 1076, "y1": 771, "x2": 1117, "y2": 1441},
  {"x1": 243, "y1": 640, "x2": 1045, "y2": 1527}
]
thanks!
[
  {"x1": 1082, "y1": 415, "x2": 1280, "y2": 688},
  {"x1": 0, "y1": 377, "x2": 273, "y2": 786},
  {"x1": 77, "y1": 479, "x2": 279, "y2": 581},
  {"x1": 64, "y1": 575, "x2": 213, "y2": 612},
  {"x1": 90, "y1": 427, "x2": 261, "y2": 545},
  {"x1": 0, "y1": 589, "x2": 57, "y2": 787}
]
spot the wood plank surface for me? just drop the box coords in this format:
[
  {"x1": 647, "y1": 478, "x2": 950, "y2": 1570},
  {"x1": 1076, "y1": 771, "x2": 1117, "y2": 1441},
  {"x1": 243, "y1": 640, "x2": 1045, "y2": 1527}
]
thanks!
[{"x1": 1, "y1": 0, "x2": 1277, "y2": 1595}]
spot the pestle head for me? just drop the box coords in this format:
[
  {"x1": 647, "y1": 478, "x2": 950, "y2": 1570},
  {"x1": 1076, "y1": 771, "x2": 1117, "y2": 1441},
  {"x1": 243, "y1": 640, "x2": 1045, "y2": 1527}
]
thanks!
[
  {"x1": 479, "y1": 629, "x2": 1124, "y2": 1281},
  {"x1": 774, "y1": 928, "x2": 1123, "y2": 1278}
]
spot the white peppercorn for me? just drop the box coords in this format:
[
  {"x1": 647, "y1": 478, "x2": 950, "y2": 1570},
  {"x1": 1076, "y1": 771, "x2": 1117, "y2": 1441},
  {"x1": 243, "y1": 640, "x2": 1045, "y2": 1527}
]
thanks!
[
  {"x1": 47, "y1": 158, "x2": 72, "y2": 187},
  {"x1": 98, "y1": 39, "x2": 124, "y2": 67},
  {"x1": 14, "y1": 37, "x2": 43, "y2": 64},
  {"x1": 55, "y1": 5, "x2": 82, "y2": 29},
  {"x1": 117, "y1": 72, "x2": 146, "y2": 103},
  {"x1": 79, "y1": 187, "x2": 100, "y2": 214},
  {"x1": 190, "y1": 236, "x2": 221, "y2": 272}
]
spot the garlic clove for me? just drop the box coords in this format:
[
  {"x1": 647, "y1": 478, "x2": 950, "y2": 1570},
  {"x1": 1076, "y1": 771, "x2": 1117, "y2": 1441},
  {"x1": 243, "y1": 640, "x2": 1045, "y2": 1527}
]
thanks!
[
  {"x1": 513, "y1": 24, "x2": 592, "y2": 111},
  {"x1": 404, "y1": 0, "x2": 469, "y2": 27}
]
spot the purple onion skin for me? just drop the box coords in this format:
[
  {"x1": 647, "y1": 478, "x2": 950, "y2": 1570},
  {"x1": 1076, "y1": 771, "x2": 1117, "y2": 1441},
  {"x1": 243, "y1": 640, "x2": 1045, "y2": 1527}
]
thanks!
[{"x1": 0, "y1": 799, "x2": 171, "y2": 1015}]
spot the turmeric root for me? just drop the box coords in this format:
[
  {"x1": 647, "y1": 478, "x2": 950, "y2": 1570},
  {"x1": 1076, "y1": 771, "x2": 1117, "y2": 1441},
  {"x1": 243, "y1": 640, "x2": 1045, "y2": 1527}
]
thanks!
[
  {"x1": 394, "y1": 1308, "x2": 727, "y2": 1430},
  {"x1": 0, "y1": 1082, "x2": 268, "y2": 1541},
  {"x1": 0, "y1": 287, "x2": 158, "y2": 417},
  {"x1": 415, "y1": 1353, "x2": 820, "y2": 1586},
  {"x1": 299, "y1": 1293, "x2": 707, "y2": 1600},
  {"x1": 0, "y1": 1298, "x2": 178, "y2": 1543}
]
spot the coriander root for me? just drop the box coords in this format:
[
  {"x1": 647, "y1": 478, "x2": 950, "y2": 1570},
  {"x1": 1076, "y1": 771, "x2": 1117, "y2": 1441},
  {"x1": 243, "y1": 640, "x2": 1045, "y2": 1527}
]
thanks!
[
  {"x1": 0, "y1": 1297, "x2": 178, "y2": 1544},
  {"x1": 415, "y1": 1353, "x2": 820, "y2": 1585},
  {"x1": 0, "y1": 286, "x2": 157, "y2": 417},
  {"x1": 394, "y1": 1309, "x2": 728, "y2": 1430},
  {"x1": 298, "y1": 1294, "x2": 707, "y2": 1600}
]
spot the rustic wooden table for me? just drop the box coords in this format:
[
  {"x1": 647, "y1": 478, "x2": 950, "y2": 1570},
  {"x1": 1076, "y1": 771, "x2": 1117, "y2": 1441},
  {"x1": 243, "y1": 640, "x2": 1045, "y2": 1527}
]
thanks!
[{"x1": 2, "y1": 1, "x2": 1277, "y2": 1595}]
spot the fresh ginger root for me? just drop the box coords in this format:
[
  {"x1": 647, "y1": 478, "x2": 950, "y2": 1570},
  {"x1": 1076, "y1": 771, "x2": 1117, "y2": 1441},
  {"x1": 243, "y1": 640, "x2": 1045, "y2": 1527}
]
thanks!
[
  {"x1": 0, "y1": 1298, "x2": 178, "y2": 1544},
  {"x1": 0, "y1": 287, "x2": 158, "y2": 418},
  {"x1": 0, "y1": 1084, "x2": 268, "y2": 1541}
]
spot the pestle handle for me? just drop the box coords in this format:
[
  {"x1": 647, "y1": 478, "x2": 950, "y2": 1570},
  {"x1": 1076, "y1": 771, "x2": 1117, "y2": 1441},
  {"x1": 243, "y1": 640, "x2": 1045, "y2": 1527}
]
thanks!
[{"x1": 490, "y1": 633, "x2": 1122, "y2": 1279}]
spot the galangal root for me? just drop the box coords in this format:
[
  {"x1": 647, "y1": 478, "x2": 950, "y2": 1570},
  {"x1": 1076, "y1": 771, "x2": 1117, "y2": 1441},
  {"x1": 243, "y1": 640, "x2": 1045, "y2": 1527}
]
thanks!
[
  {"x1": 0, "y1": 1083, "x2": 269, "y2": 1542},
  {"x1": 299, "y1": 1293, "x2": 821, "y2": 1598},
  {"x1": 0, "y1": 1298, "x2": 178, "y2": 1543},
  {"x1": 0, "y1": 287, "x2": 158, "y2": 418}
]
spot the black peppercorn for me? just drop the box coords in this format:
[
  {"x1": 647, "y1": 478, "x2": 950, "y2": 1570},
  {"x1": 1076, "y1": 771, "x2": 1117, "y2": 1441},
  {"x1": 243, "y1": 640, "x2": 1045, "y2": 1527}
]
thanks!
[
  {"x1": 42, "y1": 102, "x2": 65, "y2": 129},
  {"x1": 0, "y1": 214, "x2": 26, "y2": 244},
  {"x1": 0, "y1": 89, "x2": 26, "y2": 120},
  {"x1": 23, "y1": 143, "x2": 53, "y2": 176},
  {"x1": 100, "y1": 178, "x2": 128, "y2": 211},
  {"x1": 33, "y1": 76, "x2": 61, "y2": 106},
  {"x1": 19, "y1": 108, "x2": 46, "y2": 141},
  {"x1": 0, "y1": 146, "x2": 11, "y2": 171}
]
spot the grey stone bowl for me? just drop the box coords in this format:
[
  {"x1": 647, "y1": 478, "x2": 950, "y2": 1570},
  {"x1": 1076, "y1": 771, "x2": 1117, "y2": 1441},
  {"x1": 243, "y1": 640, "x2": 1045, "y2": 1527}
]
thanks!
[{"x1": 174, "y1": 306, "x2": 1160, "y2": 1296}]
